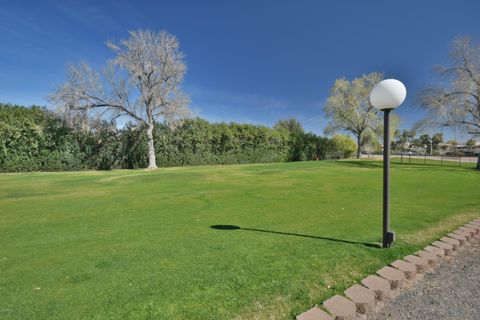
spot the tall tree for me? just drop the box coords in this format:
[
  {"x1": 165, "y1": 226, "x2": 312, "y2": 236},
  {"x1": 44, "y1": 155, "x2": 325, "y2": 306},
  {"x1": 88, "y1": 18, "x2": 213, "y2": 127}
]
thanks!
[
  {"x1": 50, "y1": 29, "x2": 190, "y2": 169},
  {"x1": 374, "y1": 113, "x2": 400, "y2": 145},
  {"x1": 324, "y1": 72, "x2": 384, "y2": 158},
  {"x1": 418, "y1": 36, "x2": 480, "y2": 168},
  {"x1": 392, "y1": 129, "x2": 416, "y2": 152},
  {"x1": 273, "y1": 118, "x2": 304, "y2": 134},
  {"x1": 431, "y1": 133, "x2": 444, "y2": 152},
  {"x1": 274, "y1": 118, "x2": 305, "y2": 161},
  {"x1": 417, "y1": 134, "x2": 432, "y2": 154},
  {"x1": 446, "y1": 140, "x2": 458, "y2": 153},
  {"x1": 466, "y1": 139, "x2": 476, "y2": 152},
  {"x1": 332, "y1": 135, "x2": 357, "y2": 158}
]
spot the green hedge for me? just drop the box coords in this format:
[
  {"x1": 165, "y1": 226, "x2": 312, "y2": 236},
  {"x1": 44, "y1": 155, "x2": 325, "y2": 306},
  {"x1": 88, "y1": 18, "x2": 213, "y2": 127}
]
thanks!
[{"x1": 0, "y1": 103, "x2": 338, "y2": 172}]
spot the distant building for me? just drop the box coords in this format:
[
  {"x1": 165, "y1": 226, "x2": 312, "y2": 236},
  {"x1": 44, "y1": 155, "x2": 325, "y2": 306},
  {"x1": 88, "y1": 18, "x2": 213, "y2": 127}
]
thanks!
[
  {"x1": 456, "y1": 141, "x2": 480, "y2": 153},
  {"x1": 438, "y1": 141, "x2": 480, "y2": 155}
]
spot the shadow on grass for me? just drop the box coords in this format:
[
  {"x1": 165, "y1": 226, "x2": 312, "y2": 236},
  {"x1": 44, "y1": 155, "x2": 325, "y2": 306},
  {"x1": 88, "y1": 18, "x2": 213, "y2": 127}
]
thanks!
[{"x1": 210, "y1": 225, "x2": 380, "y2": 248}]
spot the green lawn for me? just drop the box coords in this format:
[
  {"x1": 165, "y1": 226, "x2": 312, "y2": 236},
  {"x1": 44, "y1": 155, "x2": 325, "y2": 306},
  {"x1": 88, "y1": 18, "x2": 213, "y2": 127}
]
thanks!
[{"x1": 1, "y1": 161, "x2": 479, "y2": 320}]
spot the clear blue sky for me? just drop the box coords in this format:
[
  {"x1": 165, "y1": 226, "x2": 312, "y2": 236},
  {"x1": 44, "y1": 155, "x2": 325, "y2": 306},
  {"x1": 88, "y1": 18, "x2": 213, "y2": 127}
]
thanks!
[{"x1": 1, "y1": 0, "x2": 480, "y2": 139}]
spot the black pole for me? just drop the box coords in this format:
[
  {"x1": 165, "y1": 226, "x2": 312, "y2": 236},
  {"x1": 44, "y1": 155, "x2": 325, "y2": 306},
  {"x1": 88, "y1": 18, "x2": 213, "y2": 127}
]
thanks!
[{"x1": 383, "y1": 109, "x2": 392, "y2": 248}]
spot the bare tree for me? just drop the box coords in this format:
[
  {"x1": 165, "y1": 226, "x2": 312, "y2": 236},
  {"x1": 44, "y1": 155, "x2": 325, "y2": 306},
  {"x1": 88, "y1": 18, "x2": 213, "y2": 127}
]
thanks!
[
  {"x1": 418, "y1": 36, "x2": 480, "y2": 169},
  {"x1": 324, "y1": 72, "x2": 384, "y2": 158},
  {"x1": 50, "y1": 29, "x2": 191, "y2": 169}
]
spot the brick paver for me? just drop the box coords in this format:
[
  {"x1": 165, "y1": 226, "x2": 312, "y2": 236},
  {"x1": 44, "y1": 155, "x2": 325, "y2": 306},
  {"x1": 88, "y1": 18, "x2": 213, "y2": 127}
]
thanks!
[
  {"x1": 296, "y1": 218, "x2": 480, "y2": 320},
  {"x1": 464, "y1": 224, "x2": 480, "y2": 234},
  {"x1": 403, "y1": 255, "x2": 428, "y2": 273},
  {"x1": 391, "y1": 260, "x2": 417, "y2": 280},
  {"x1": 296, "y1": 307, "x2": 333, "y2": 320},
  {"x1": 432, "y1": 241, "x2": 454, "y2": 256},
  {"x1": 453, "y1": 229, "x2": 471, "y2": 240},
  {"x1": 376, "y1": 266, "x2": 405, "y2": 289},
  {"x1": 415, "y1": 250, "x2": 439, "y2": 268},
  {"x1": 447, "y1": 233, "x2": 467, "y2": 245},
  {"x1": 361, "y1": 275, "x2": 391, "y2": 301},
  {"x1": 424, "y1": 245, "x2": 446, "y2": 257},
  {"x1": 322, "y1": 295, "x2": 356, "y2": 320},
  {"x1": 344, "y1": 284, "x2": 375, "y2": 315},
  {"x1": 440, "y1": 236, "x2": 460, "y2": 249},
  {"x1": 368, "y1": 233, "x2": 480, "y2": 320},
  {"x1": 459, "y1": 227, "x2": 476, "y2": 237}
]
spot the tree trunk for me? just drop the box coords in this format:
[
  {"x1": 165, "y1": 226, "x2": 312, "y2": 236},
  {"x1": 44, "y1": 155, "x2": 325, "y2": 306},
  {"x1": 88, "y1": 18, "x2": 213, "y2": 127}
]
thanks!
[
  {"x1": 356, "y1": 135, "x2": 362, "y2": 159},
  {"x1": 146, "y1": 123, "x2": 157, "y2": 169},
  {"x1": 477, "y1": 153, "x2": 480, "y2": 170}
]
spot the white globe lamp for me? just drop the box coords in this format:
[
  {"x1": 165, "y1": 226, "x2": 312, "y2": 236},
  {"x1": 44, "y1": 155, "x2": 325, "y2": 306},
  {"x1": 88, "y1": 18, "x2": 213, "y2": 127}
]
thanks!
[{"x1": 370, "y1": 79, "x2": 406, "y2": 111}]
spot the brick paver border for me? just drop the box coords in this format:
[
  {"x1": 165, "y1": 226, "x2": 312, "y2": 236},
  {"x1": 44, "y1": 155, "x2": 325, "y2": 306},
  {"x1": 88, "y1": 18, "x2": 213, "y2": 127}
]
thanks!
[{"x1": 296, "y1": 217, "x2": 480, "y2": 320}]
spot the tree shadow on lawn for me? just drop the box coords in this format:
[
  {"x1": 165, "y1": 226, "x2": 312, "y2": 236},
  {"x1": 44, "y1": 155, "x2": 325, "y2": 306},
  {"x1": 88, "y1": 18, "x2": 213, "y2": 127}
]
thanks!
[{"x1": 210, "y1": 225, "x2": 380, "y2": 248}]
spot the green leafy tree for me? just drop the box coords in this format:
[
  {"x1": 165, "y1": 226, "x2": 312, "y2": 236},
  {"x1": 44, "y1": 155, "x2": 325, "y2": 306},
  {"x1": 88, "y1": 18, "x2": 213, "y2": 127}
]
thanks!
[
  {"x1": 374, "y1": 113, "x2": 400, "y2": 149},
  {"x1": 274, "y1": 118, "x2": 305, "y2": 161},
  {"x1": 324, "y1": 72, "x2": 384, "y2": 158},
  {"x1": 466, "y1": 139, "x2": 476, "y2": 152},
  {"x1": 0, "y1": 104, "x2": 86, "y2": 172},
  {"x1": 1, "y1": 103, "x2": 334, "y2": 172},
  {"x1": 418, "y1": 134, "x2": 432, "y2": 154},
  {"x1": 273, "y1": 118, "x2": 304, "y2": 134},
  {"x1": 446, "y1": 140, "x2": 458, "y2": 153},
  {"x1": 332, "y1": 135, "x2": 357, "y2": 159},
  {"x1": 362, "y1": 130, "x2": 382, "y2": 154},
  {"x1": 431, "y1": 133, "x2": 444, "y2": 152},
  {"x1": 120, "y1": 123, "x2": 148, "y2": 169},
  {"x1": 392, "y1": 129, "x2": 416, "y2": 152}
]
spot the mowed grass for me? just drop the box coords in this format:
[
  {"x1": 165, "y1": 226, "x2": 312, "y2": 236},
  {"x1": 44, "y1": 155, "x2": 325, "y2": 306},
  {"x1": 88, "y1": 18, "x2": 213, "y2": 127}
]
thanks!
[{"x1": 1, "y1": 161, "x2": 479, "y2": 320}]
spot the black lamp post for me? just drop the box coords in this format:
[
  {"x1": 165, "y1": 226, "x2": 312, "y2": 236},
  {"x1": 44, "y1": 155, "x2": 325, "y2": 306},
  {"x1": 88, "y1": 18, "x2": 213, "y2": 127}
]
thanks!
[{"x1": 370, "y1": 79, "x2": 407, "y2": 248}]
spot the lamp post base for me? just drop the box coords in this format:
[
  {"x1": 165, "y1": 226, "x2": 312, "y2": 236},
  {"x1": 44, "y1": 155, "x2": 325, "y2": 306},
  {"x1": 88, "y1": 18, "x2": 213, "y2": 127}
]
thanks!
[{"x1": 383, "y1": 231, "x2": 395, "y2": 248}]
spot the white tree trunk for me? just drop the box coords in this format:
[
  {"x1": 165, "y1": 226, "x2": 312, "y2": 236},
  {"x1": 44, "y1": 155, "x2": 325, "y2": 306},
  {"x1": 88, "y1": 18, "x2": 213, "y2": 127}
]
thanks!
[{"x1": 146, "y1": 123, "x2": 157, "y2": 169}]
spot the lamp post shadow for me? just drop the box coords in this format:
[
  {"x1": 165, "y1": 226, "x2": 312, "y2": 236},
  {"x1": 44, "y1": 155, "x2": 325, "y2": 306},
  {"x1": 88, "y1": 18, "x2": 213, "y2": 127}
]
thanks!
[{"x1": 210, "y1": 225, "x2": 380, "y2": 248}]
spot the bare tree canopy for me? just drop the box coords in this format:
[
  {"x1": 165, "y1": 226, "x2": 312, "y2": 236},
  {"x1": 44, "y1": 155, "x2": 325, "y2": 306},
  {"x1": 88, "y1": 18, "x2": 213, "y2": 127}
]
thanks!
[
  {"x1": 50, "y1": 29, "x2": 191, "y2": 169},
  {"x1": 324, "y1": 72, "x2": 385, "y2": 158},
  {"x1": 418, "y1": 36, "x2": 480, "y2": 168}
]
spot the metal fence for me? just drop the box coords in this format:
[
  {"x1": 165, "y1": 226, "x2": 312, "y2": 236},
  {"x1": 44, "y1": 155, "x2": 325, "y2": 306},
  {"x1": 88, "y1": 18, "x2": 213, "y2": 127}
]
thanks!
[{"x1": 364, "y1": 153, "x2": 478, "y2": 168}]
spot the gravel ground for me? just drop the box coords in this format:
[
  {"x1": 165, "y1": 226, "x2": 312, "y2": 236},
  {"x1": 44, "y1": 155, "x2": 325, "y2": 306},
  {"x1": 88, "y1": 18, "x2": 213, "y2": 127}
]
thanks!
[{"x1": 368, "y1": 238, "x2": 480, "y2": 320}]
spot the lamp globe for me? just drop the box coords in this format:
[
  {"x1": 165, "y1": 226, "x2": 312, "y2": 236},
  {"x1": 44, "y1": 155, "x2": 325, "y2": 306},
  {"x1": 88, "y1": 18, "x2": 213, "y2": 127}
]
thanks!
[{"x1": 370, "y1": 79, "x2": 406, "y2": 111}]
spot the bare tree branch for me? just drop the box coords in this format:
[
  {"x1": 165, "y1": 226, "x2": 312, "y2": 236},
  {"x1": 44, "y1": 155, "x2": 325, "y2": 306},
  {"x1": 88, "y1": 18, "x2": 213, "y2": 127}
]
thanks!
[
  {"x1": 418, "y1": 36, "x2": 480, "y2": 168},
  {"x1": 50, "y1": 29, "x2": 191, "y2": 169}
]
